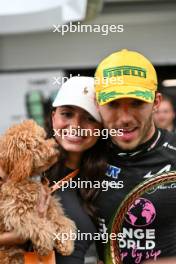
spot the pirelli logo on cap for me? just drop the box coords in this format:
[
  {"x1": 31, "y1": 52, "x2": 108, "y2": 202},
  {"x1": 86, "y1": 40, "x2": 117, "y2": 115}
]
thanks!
[{"x1": 103, "y1": 66, "x2": 147, "y2": 79}]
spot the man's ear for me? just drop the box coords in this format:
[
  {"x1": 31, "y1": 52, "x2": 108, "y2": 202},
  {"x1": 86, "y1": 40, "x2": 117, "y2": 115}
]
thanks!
[
  {"x1": 9, "y1": 153, "x2": 33, "y2": 181},
  {"x1": 153, "y1": 92, "x2": 162, "y2": 112}
]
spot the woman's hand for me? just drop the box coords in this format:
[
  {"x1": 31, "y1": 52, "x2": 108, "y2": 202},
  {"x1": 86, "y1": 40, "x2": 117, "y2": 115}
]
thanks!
[{"x1": 0, "y1": 231, "x2": 26, "y2": 246}]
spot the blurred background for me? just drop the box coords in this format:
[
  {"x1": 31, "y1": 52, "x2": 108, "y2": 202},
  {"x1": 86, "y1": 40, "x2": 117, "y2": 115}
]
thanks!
[
  {"x1": 1, "y1": 0, "x2": 176, "y2": 134},
  {"x1": 0, "y1": 1, "x2": 176, "y2": 262}
]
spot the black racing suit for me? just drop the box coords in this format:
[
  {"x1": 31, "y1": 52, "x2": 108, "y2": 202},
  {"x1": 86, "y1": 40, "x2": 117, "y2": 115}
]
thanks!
[
  {"x1": 95, "y1": 128, "x2": 176, "y2": 263},
  {"x1": 50, "y1": 129, "x2": 176, "y2": 264}
]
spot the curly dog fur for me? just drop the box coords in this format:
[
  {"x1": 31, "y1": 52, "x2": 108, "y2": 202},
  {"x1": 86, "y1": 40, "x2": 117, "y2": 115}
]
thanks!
[{"x1": 0, "y1": 120, "x2": 76, "y2": 264}]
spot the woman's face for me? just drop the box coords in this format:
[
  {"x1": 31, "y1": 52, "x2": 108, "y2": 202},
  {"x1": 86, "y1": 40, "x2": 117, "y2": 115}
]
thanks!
[{"x1": 52, "y1": 106, "x2": 102, "y2": 153}]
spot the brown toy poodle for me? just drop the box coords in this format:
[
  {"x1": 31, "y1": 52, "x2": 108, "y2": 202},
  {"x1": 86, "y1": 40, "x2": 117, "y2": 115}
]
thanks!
[{"x1": 0, "y1": 120, "x2": 76, "y2": 264}]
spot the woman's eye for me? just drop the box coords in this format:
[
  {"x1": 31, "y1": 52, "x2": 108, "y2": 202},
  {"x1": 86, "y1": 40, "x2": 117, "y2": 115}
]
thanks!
[
  {"x1": 60, "y1": 112, "x2": 73, "y2": 118},
  {"x1": 86, "y1": 115, "x2": 96, "y2": 122}
]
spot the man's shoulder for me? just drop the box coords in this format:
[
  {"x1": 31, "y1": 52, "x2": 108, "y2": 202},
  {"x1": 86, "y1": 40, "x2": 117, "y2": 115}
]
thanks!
[
  {"x1": 160, "y1": 129, "x2": 176, "y2": 148},
  {"x1": 158, "y1": 129, "x2": 176, "y2": 156}
]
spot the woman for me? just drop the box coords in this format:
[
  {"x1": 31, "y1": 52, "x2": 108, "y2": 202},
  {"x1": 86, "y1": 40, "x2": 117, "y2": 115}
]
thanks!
[
  {"x1": 46, "y1": 76, "x2": 107, "y2": 264},
  {"x1": 0, "y1": 76, "x2": 107, "y2": 264}
]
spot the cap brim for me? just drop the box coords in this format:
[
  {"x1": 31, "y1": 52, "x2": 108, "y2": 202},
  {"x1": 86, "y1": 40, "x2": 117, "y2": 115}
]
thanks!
[
  {"x1": 96, "y1": 86, "x2": 155, "y2": 106},
  {"x1": 53, "y1": 98, "x2": 101, "y2": 123}
]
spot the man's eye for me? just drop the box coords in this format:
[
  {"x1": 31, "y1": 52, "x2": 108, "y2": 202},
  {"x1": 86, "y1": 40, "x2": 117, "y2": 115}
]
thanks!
[
  {"x1": 132, "y1": 100, "x2": 144, "y2": 107},
  {"x1": 108, "y1": 101, "x2": 119, "y2": 108}
]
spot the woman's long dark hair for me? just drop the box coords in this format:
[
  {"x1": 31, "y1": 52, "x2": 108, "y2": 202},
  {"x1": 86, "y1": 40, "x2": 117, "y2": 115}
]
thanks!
[
  {"x1": 45, "y1": 107, "x2": 107, "y2": 223},
  {"x1": 79, "y1": 137, "x2": 107, "y2": 221}
]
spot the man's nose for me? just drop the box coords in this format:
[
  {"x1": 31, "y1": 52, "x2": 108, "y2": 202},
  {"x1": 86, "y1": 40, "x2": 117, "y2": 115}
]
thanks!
[{"x1": 117, "y1": 106, "x2": 132, "y2": 123}]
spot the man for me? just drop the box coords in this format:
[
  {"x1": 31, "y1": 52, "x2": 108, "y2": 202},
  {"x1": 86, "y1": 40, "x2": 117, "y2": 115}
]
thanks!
[
  {"x1": 94, "y1": 49, "x2": 176, "y2": 264},
  {"x1": 153, "y1": 95, "x2": 176, "y2": 132},
  {"x1": 27, "y1": 49, "x2": 176, "y2": 264}
]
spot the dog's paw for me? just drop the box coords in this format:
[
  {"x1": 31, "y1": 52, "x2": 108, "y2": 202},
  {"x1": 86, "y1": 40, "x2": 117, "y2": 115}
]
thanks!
[
  {"x1": 32, "y1": 229, "x2": 55, "y2": 256},
  {"x1": 55, "y1": 235, "x2": 75, "y2": 256},
  {"x1": 33, "y1": 237, "x2": 54, "y2": 256},
  {"x1": 35, "y1": 245, "x2": 52, "y2": 257}
]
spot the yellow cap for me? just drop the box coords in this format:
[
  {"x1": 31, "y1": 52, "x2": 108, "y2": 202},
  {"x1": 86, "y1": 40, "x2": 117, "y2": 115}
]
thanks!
[{"x1": 95, "y1": 49, "x2": 158, "y2": 105}]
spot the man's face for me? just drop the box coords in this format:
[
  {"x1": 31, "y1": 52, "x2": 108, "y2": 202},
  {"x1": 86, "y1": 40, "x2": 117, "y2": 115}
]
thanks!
[
  {"x1": 153, "y1": 100, "x2": 175, "y2": 131},
  {"x1": 98, "y1": 94, "x2": 161, "y2": 151}
]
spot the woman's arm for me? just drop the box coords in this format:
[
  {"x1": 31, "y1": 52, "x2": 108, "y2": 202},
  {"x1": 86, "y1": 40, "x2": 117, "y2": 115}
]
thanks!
[{"x1": 0, "y1": 231, "x2": 25, "y2": 246}]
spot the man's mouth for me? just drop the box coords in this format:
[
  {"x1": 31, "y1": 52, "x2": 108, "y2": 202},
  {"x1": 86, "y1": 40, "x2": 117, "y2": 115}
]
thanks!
[
  {"x1": 123, "y1": 128, "x2": 137, "y2": 133},
  {"x1": 119, "y1": 127, "x2": 138, "y2": 141}
]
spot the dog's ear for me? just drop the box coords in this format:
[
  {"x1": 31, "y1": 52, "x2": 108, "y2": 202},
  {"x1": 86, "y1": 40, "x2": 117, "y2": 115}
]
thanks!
[{"x1": 9, "y1": 152, "x2": 33, "y2": 181}]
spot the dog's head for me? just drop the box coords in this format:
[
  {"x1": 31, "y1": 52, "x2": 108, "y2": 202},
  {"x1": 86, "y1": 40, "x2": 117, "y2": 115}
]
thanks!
[{"x1": 0, "y1": 120, "x2": 59, "y2": 181}]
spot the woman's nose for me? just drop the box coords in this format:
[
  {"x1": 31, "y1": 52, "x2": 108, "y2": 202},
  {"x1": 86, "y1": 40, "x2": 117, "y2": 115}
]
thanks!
[{"x1": 70, "y1": 116, "x2": 82, "y2": 128}]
